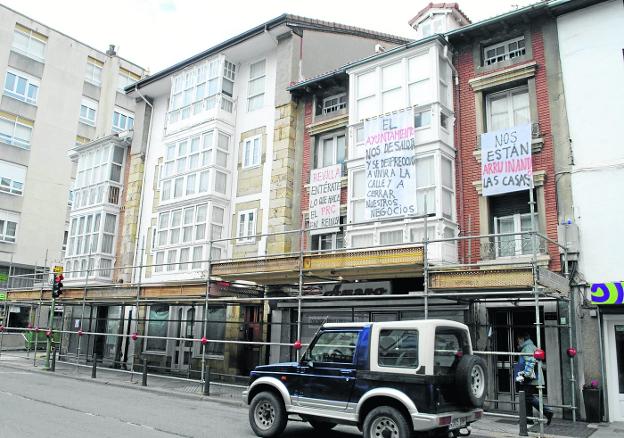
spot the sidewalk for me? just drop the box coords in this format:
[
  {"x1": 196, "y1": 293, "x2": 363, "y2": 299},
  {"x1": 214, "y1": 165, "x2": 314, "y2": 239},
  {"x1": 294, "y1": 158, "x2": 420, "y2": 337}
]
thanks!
[{"x1": 2, "y1": 350, "x2": 623, "y2": 438}]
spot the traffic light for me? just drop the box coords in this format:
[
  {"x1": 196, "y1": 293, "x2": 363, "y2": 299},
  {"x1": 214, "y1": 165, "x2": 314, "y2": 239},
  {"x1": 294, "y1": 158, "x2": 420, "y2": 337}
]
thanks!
[{"x1": 52, "y1": 274, "x2": 64, "y2": 298}]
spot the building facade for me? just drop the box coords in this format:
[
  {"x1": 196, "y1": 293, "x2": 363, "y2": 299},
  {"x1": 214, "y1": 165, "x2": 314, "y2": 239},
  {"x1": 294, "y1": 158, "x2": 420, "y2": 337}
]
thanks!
[{"x1": 0, "y1": 5, "x2": 144, "y2": 330}]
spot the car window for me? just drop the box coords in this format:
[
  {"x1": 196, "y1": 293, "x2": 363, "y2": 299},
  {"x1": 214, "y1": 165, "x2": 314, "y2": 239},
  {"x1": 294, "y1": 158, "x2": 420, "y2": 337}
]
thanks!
[
  {"x1": 378, "y1": 329, "x2": 419, "y2": 369},
  {"x1": 305, "y1": 331, "x2": 358, "y2": 364},
  {"x1": 434, "y1": 328, "x2": 470, "y2": 375}
]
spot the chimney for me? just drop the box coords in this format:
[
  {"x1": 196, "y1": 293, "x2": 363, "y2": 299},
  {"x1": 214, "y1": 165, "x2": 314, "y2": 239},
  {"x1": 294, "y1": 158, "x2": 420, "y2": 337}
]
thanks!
[{"x1": 106, "y1": 44, "x2": 117, "y2": 56}]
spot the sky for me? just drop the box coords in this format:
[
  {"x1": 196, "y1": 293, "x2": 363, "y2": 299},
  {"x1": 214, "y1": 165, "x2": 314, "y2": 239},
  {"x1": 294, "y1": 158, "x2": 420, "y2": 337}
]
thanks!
[{"x1": 2, "y1": 0, "x2": 540, "y2": 74}]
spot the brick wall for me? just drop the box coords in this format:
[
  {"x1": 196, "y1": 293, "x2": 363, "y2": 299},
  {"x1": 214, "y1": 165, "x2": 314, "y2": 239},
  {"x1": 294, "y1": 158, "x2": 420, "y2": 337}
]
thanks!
[{"x1": 454, "y1": 25, "x2": 561, "y2": 271}]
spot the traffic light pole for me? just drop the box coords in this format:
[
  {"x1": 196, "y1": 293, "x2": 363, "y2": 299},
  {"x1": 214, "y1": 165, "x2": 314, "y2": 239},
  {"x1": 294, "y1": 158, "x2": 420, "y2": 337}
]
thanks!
[{"x1": 44, "y1": 296, "x2": 55, "y2": 369}]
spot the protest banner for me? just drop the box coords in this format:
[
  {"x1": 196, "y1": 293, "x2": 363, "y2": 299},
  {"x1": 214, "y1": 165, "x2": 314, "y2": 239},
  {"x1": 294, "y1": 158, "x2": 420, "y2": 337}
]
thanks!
[{"x1": 309, "y1": 163, "x2": 341, "y2": 233}]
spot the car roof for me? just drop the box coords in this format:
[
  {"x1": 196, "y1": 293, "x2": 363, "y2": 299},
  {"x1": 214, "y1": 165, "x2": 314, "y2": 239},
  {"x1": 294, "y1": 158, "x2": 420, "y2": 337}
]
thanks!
[{"x1": 322, "y1": 319, "x2": 467, "y2": 330}]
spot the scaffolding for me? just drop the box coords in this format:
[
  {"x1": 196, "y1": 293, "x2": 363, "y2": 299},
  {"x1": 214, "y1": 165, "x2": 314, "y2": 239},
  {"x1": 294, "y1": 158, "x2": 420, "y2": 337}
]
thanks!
[{"x1": 0, "y1": 214, "x2": 577, "y2": 437}]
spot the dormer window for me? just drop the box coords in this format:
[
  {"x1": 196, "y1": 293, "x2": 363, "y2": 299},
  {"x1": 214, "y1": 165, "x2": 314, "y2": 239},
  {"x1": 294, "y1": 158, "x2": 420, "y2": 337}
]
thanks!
[
  {"x1": 484, "y1": 36, "x2": 526, "y2": 66},
  {"x1": 322, "y1": 94, "x2": 347, "y2": 115},
  {"x1": 420, "y1": 15, "x2": 445, "y2": 37}
]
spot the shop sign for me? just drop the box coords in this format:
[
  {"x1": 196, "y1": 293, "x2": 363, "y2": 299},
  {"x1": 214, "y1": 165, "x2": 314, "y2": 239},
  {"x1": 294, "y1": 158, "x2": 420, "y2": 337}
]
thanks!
[
  {"x1": 321, "y1": 281, "x2": 391, "y2": 296},
  {"x1": 364, "y1": 108, "x2": 417, "y2": 220},
  {"x1": 309, "y1": 164, "x2": 341, "y2": 233},
  {"x1": 481, "y1": 123, "x2": 532, "y2": 196},
  {"x1": 591, "y1": 282, "x2": 624, "y2": 305}
]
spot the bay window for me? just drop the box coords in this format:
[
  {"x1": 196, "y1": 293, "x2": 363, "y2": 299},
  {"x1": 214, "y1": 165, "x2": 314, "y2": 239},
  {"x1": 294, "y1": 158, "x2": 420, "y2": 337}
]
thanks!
[
  {"x1": 381, "y1": 62, "x2": 403, "y2": 113},
  {"x1": 350, "y1": 170, "x2": 365, "y2": 223},
  {"x1": 356, "y1": 70, "x2": 376, "y2": 120},
  {"x1": 416, "y1": 156, "x2": 435, "y2": 215}
]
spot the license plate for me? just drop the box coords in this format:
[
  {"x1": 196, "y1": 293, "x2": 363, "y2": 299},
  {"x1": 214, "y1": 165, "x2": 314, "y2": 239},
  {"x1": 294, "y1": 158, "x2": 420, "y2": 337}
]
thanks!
[{"x1": 449, "y1": 417, "x2": 466, "y2": 430}]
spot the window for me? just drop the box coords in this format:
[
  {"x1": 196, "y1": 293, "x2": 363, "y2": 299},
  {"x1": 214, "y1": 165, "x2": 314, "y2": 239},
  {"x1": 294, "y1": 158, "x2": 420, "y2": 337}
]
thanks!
[
  {"x1": 440, "y1": 112, "x2": 450, "y2": 130},
  {"x1": 80, "y1": 98, "x2": 98, "y2": 126},
  {"x1": 434, "y1": 328, "x2": 469, "y2": 375},
  {"x1": 242, "y1": 136, "x2": 261, "y2": 168},
  {"x1": 237, "y1": 210, "x2": 256, "y2": 243},
  {"x1": 381, "y1": 62, "x2": 403, "y2": 113},
  {"x1": 304, "y1": 331, "x2": 358, "y2": 364},
  {"x1": 379, "y1": 329, "x2": 419, "y2": 368},
  {"x1": 380, "y1": 230, "x2": 403, "y2": 246},
  {"x1": 0, "y1": 112, "x2": 33, "y2": 149},
  {"x1": 0, "y1": 160, "x2": 26, "y2": 195},
  {"x1": 112, "y1": 108, "x2": 134, "y2": 132},
  {"x1": 211, "y1": 205, "x2": 225, "y2": 240},
  {"x1": 486, "y1": 87, "x2": 530, "y2": 132},
  {"x1": 314, "y1": 132, "x2": 345, "y2": 169},
  {"x1": 322, "y1": 94, "x2": 347, "y2": 115},
  {"x1": 222, "y1": 60, "x2": 236, "y2": 97},
  {"x1": 414, "y1": 109, "x2": 432, "y2": 129},
  {"x1": 3, "y1": 70, "x2": 39, "y2": 104},
  {"x1": 351, "y1": 234, "x2": 373, "y2": 248},
  {"x1": 484, "y1": 36, "x2": 526, "y2": 66},
  {"x1": 247, "y1": 59, "x2": 266, "y2": 111},
  {"x1": 416, "y1": 156, "x2": 435, "y2": 214},
  {"x1": 0, "y1": 210, "x2": 18, "y2": 243},
  {"x1": 439, "y1": 57, "x2": 451, "y2": 107},
  {"x1": 118, "y1": 67, "x2": 141, "y2": 92},
  {"x1": 408, "y1": 53, "x2": 431, "y2": 106},
  {"x1": 441, "y1": 157, "x2": 454, "y2": 219},
  {"x1": 311, "y1": 227, "x2": 344, "y2": 252},
  {"x1": 146, "y1": 305, "x2": 169, "y2": 351},
  {"x1": 12, "y1": 24, "x2": 46, "y2": 61},
  {"x1": 66, "y1": 213, "x2": 101, "y2": 257},
  {"x1": 494, "y1": 212, "x2": 537, "y2": 257},
  {"x1": 350, "y1": 169, "x2": 365, "y2": 223},
  {"x1": 356, "y1": 70, "x2": 376, "y2": 120},
  {"x1": 85, "y1": 57, "x2": 103, "y2": 86}
]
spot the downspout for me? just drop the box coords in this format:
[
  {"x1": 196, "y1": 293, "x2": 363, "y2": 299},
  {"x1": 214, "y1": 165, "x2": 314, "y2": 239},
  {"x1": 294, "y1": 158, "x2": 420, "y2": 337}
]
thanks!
[{"x1": 131, "y1": 85, "x2": 153, "y2": 284}]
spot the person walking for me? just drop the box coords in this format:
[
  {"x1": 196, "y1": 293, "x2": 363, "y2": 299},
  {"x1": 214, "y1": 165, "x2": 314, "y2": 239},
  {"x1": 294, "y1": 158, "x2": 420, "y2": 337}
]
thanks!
[{"x1": 515, "y1": 332, "x2": 554, "y2": 425}]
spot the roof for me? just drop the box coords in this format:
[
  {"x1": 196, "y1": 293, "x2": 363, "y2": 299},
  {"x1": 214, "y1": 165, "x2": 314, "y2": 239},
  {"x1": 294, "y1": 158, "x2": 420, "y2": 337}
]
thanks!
[
  {"x1": 128, "y1": 13, "x2": 410, "y2": 92},
  {"x1": 408, "y1": 2, "x2": 472, "y2": 27}
]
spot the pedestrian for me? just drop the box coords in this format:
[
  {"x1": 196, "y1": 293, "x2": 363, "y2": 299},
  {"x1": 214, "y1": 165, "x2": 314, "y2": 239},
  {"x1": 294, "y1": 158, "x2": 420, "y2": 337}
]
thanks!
[{"x1": 514, "y1": 332, "x2": 553, "y2": 425}]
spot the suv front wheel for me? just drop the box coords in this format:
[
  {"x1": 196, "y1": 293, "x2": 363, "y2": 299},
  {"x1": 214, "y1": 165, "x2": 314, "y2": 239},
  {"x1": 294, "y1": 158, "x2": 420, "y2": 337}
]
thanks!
[
  {"x1": 363, "y1": 406, "x2": 412, "y2": 438},
  {"x1": 249, "y1": 391, "x2": 287, "y2": 437}
]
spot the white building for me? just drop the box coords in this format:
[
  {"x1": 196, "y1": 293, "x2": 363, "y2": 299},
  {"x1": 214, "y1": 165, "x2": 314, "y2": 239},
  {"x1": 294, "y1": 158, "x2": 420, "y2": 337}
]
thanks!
[{"x1": 556, "y1": 0, "x2": 624, "y2": 422}]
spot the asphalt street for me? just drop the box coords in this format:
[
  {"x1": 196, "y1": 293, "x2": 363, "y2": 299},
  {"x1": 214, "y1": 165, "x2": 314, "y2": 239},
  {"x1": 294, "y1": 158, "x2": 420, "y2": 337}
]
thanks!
[{"x1": 0, "y1": 362, "x2": 361, "y2": 438}]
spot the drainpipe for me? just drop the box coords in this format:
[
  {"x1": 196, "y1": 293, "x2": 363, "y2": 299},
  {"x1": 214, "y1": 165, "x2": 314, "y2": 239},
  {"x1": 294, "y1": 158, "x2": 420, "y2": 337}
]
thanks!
[{"x1": 131, "y1": 86, "x2": 153, "y2": 284}]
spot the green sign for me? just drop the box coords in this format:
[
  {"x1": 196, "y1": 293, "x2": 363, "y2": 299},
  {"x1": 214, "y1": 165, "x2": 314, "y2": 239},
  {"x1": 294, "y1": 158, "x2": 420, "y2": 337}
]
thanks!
[{"x1": 0, "y1": 292, "x2": 6, "y2": 301}]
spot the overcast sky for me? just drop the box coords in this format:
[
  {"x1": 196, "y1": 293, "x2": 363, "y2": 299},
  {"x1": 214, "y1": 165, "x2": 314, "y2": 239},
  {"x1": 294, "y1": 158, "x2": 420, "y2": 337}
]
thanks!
[{"x1": 3, "y1": 0, "x2": 539, "y2": 73}]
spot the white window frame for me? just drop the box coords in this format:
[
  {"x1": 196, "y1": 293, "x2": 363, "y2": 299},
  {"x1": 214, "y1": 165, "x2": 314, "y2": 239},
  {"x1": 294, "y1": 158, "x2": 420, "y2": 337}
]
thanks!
[
  {"x1": 493, "y1": 212, "x2": 537, "y2": 257},
  {"x1": 80, "y1": 97, "x2": 98, "y2": 126},
  {"x1": 0, "y1": 114, "x2": 33, "y2": 149},
  {"x1": 112, "y1": 107, "x2": 134, "y2": 132},
  {"x1": 118, "y1": 67, "x2": 141, "y2": 92},
  {"x1": 0, "y1": 211, "x2": 18, "y2": 244},
  {"x1": 247, "y1": 59, "x2": 266, "y2": 112},
  {"x1": 0, "y1": 160, "x2": 26, "y2": 196},
  {"x1": 322, "y1": 93, "x2": 347, "y2": 115},
  {"x1": 416, "y1": 155, "x2": 436, "y2": 215},
  {"x1": 3, "y1": 69, "x2": 39, "y2": 105},
  {"x1": 311, "y1": 232, "x2": 344, "y2": 252},
  {"x1": 12, "y1": 26, "x2": 46, "y2": 62},
  {"x1": 237, "y1": 209, "x2": 256, "y2": 244},
  {"x1": 85, "y1": 57, "x2": 103, "y2": 86},
  {"x1": 242, "y1": 135, "x2": 261, "y2": 168},
  {"x1": 485, "y1": 86, "x2": 530, "y2": 132},
  {"x1": 484, "y1": 36, "x2": 526, "y2": 66},
  {"x1": 314, "y1": 131, "x2": 346, "y2": 169},
  {"x1": 349, "y1": 169, "x2": 365, "y2": 224}
]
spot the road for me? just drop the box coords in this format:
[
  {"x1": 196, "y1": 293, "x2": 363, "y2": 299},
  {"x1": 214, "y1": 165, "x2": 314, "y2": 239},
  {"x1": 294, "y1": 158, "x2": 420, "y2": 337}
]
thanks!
[{"x1": 0, "y1": 362, "x2": 361, "y2": 438}]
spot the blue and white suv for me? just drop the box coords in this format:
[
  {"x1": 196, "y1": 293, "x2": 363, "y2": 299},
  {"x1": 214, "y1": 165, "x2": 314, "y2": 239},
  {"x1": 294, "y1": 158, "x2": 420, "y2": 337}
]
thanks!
[{"x1": 244, "y1": 320, "x2": 486, "y2": 438}]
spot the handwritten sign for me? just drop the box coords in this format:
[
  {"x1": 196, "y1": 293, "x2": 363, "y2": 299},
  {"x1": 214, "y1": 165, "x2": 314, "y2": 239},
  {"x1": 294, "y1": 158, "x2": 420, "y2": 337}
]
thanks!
[
  {"x1": 309, "y1": 164, "x2": 341, "y2": 232},
  {"x1": 364, "y1": 109, "x2": 417, "y2": 219},
  {"x1": 481, "y1": 124, "x2": 532, "y2": 196}
]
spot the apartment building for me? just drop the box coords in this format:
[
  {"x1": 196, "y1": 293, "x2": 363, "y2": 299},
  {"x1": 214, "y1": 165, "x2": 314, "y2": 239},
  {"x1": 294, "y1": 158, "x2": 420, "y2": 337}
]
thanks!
[
  {"x1": 123, "y1": 15, "x2": 408, "y2": 376},
  {"x1": 0, "y1": 5, "x2": 144, "y2": 297}
]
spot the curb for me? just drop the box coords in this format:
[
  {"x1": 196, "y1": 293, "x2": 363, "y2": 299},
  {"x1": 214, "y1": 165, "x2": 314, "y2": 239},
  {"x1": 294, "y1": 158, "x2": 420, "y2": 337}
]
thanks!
[{"x1": 0, "y1": 360, "x2": 247, "y2": 409}]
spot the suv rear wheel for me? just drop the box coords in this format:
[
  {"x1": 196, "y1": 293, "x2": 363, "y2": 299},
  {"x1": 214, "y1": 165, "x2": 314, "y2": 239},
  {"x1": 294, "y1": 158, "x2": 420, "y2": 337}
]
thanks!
[
  {"x1": 249, "y1": 391, "x2": 287, "y2": 437},
  {"x1": 455, "y1": 354, "x2": 487, "y2": 407},
  {"x1": 363, "y1": 406, "x2": 412, "y2": 438}
]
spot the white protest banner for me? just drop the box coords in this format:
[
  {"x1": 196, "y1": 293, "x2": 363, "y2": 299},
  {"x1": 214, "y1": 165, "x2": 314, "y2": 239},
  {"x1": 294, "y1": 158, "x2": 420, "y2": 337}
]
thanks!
[
  {"x1": 364, "y1": 108, "x2": 417, "y2": 220},
  {"x1": 481, "y1": 123, "x2": 532, "y2": 196},
  {"x1": 309, "y1": 164, "x2": 341, "y2": 233}
]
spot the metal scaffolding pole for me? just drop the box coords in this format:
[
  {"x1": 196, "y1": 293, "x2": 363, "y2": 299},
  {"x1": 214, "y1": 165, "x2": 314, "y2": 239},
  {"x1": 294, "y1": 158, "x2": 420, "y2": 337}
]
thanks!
[
  {"x1": 0, "y1": 257, "x2": 13, "y2": 360},
  {"x1": 33, "y1": 250, "x2": 47, "y2": 366},
  {"x1": 130, "y1": 245, "x2": 144, "y2": 382},
  {"x1": 296, "y1": 224, "x2": 305, "y2": 360},
  {"x1": 563, "y1": 246, "x2": 577, "y2": 421},
  {"x1": 76, "y1": 247, "x2": 93, "y2": 369},
  {"x1": 423, "y1": 209, "x2": 429, "y2": 320},
  {"x1": 201, "y1": 239, "x2": 213, "y2": 384}
]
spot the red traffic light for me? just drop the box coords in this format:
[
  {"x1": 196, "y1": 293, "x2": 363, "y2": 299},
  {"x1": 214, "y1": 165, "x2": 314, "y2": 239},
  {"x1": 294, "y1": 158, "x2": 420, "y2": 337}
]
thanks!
[
  {"x1": 293, "y1": 340, "x2": 302, "y2": 350},
  {"x1": 534, "y1": 348, "x2": 545, "y2": 361},
  {"x1": 567, "y1": 347, "x2": 577, "y2": 357},
  {"x1": 131, "y1": 332, "x2": 138, "y2": 341},
  {"x1": 201, "y1": 336, "x2": 208, "y2": 345}
]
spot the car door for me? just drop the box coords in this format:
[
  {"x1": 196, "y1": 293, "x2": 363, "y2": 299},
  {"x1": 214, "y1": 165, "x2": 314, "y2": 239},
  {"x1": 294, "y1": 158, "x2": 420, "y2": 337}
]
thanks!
[{"x1": 297, "y1": 330, "x2": 359, "y2": 412}]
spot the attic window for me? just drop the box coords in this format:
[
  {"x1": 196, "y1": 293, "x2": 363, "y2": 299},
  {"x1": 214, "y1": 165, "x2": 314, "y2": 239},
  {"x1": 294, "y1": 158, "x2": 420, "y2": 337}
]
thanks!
[
  {"x1": 322, "y1": 94, "x2": 347, "y2": 115},
  {"x1": 484, "y1": 36, "x2": 526, "y2": 66}
]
